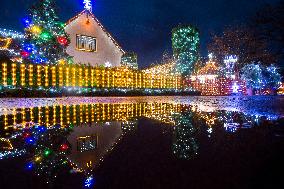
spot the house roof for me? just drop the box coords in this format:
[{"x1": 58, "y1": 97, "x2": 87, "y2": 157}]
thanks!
[
  {"x1": 66, "y1": 10, "x2": 125, "y2": 54},
  {"x1": 197, "y1": 61, "x2": 219, "y2": 75}
]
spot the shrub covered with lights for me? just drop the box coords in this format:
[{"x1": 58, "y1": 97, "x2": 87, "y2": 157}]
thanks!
[
  {"x1": 121, "y1": 52, "x2": 138, "y2": 70},
  {"x1": 22, "y1": 0, "x2": 71, "y2": 64},
  {"x1": 172, "y1": 25, "x2": 200, "y2": 76},
  {"x1": 241, "y1": 62, "x2": 282, "y2": 91}
]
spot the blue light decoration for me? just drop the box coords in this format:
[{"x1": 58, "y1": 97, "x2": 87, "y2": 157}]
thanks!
[
  {"x1": 23, "y1": 44, "x2": 35, "y2": 53},
  {"x1": 25, "y1": 137, "x2": 36, "y2": 145},
  {"x1": 26, "y1": 162, "x2": 34, "y2": 170},
  {"x1": 84, "y1": 175, "x2": 95, "y2": 188},
  {"x1": 35, "y1": 57, "x2": 48, "y2": 64},
  {"x1": 22, "y1": 17, "x2": 32, "y2": 27},
  {"x1": 37, "y1": 125, "x2": 47, "y2": 133}
]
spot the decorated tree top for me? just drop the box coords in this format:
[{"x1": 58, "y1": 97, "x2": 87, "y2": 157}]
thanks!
[{"x1": 22, "y1": 0, "x2": 71, "y2": 65}]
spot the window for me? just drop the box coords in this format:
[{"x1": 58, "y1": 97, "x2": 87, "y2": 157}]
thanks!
[
  {"x1": 76, "y1": 34, "x2": 97, "y2": 52},
  {"x1": 77, "y1": 135, "x2": 97, "y2": 152}
]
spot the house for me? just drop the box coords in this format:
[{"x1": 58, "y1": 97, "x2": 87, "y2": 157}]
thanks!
[{"x1": 65, "y1": 10, "x2": 124, "y2": 67}]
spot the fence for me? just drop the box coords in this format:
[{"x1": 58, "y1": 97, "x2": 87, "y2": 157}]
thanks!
[{"x1": 0, "y1": 62, "x2": 182, "y2": 90}]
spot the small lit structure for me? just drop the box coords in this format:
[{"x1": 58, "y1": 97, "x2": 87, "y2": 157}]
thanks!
[
  {"x1": 190, "y1": 56, "x2": 220, "y2": 95},
  {"x1": 189, "y1": 54, "x2": 246, "y2": 95}
]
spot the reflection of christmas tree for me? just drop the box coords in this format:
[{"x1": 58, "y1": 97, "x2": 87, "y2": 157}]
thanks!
[
  {"x1": 22, "y1": 0, "x2": 71, "y2": 64},
  {"x1": 24, "y1": 124, "x2": 72, "y2": 184},
  {"x1": 172, "y1": 111, "x2": 198, "y2": 159}
]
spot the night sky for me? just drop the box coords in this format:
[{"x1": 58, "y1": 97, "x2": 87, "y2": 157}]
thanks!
[{"x1": 0, "y1": 0, "x2": 280, "y2": 68}]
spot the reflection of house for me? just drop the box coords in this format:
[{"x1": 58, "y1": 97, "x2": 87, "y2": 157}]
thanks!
[
  {"x1": 65, "y1": 10, "x2": 124, "y2": 67},
  {"x1": 67, "y1": 122, "x2": 122, "y2": 169}
]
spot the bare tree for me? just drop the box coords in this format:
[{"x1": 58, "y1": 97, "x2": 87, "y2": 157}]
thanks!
[{"x1": 208, "y1": 26, "x2": 276, "y2": 72}]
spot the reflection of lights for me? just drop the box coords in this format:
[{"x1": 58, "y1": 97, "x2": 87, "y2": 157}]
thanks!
[
  {"x1": 0, "y1": 149, "x2": 26, "y2": 160},
  {"x1": 224, "y1": 123, "x2": 240, "y2": 133},
  {"x1": 84, "y1": 175, "x2": 95, "y2": 188},
  {"x1": 26, "y1": 162, "x2": 34, "y2": 170},
  {"x1": 0, "y1": 138, "x2": 13, "y2": 150},
  {"x1": 207, "y1": 128, "x2": 213, "y2": 134},
  {"x1": 232, "y1": 82, "x2": 239, "y2": 93},
  {"x1": 25, "y1": 137, "x2": 36, "y2": 145}
]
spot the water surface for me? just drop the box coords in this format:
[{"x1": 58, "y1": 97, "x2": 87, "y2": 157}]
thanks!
[{"x1": 0, "y1": 96, "x2": 283, "y2": 189}]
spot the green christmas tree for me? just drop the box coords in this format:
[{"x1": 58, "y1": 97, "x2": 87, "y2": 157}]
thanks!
[
  {"x1": 22, "y1": 0, "x2": 71, "y2": 65},
  {"x1": 172, "y1": 25, "x2": 200, "y2": 76}
]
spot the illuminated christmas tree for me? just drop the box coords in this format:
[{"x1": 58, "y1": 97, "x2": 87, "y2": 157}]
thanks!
[
  {"x1": 21, "y1": 0, "x2": 71, "y2": 64},
  {"x1": 172, "y1": 25, "x2": 200, "y2": 76}
]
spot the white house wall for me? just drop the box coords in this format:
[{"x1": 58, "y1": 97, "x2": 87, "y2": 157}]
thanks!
[{"x1": 65, "y1": 11, "x2": 123, "y2": 67}]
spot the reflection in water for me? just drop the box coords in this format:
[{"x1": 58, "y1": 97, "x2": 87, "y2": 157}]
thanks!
[
  {"x1": 172, "y1": 109, "x2": 198, "y2": 160},
  {"x1": 23, "y1": 125, "x2": 72, "y2": 184},
  {"x1": 0, "y1": 99, "x2": 282, "y2": 187}
]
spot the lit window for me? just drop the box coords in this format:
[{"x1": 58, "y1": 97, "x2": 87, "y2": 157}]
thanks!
[{"x1": 76, "y1": 34, "x2": 97, "y2": 52}]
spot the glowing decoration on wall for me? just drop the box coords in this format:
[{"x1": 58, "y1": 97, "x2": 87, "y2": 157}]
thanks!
[
  {"x1": 83, "y1": 0, "x2": 92, "y2": 12},
  {"x1": 105, "y1": 61, "x2": 112, "y2": 68},
  {"x1": 232, "y1": 82, "x2": 239, "y2": 93}
]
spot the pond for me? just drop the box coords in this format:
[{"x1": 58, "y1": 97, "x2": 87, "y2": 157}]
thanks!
[{"x1": 0, "y1": 96, "x2": 284, "y2": 189}]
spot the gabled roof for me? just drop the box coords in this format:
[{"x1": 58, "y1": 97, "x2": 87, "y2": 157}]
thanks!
[
  {"x1": 197, "y1": 61, "x2": 219, "y2": 75},
  {"x1": 66, "y1": 10, "x2": 125, "y2": 54}
]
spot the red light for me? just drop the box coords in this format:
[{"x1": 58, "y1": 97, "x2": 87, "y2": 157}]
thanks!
[
  {"x1": 57, "y1": 36, "x2": 68, "y2": 46},
  {"x1": 20, "y1": 51, "x2": 29, "y2": 57},
  {"x1": 60, "y1": 144, "x2": 69, "y2": 151}
]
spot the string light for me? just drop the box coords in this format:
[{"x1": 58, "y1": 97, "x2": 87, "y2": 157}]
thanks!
[
  {"x1": 0, "y1": 28, "x2": 24, "y2": 39},
  {"x1": 83, "y1": 0, "x2": 92, "y2": 12}
]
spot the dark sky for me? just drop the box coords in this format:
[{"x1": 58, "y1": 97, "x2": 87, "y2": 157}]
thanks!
[{"x1": 0, "y1": 0, "x2": 280, "y2": 68}]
